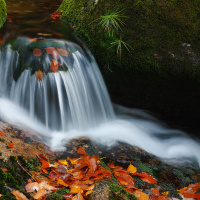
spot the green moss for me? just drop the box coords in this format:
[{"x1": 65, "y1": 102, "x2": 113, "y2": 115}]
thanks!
[
  {"x1": 104, "y1": 180, "x2": 137, "y2": 200},
  {"x1": 46, "y1": 188, "x2": 70, "y2": 200},
  {"x1": 172, "y1": 169, "x2": 192, "y2": 187},
  {"x1": 0, "y1": 0, "x2": 6, "y2": 28}
]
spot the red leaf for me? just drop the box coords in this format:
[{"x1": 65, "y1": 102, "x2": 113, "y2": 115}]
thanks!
[
  {"x1": 8, "y1": 143, "x2": 16, "y2": 149},
  {"x1": 37, "y1": 154, "x2": 48, "y2": 162},
  {"x1": 63, "y1": 193, "x2": 73, "y2": 200},
  {"x1": 0, "y1": 132, "x2": 4, "y2": 136},
  {"x1": 50, "y1": 60, "x2": 61, "y2": 73},
  {"x1": 133, "y1": 172, "x2": 157, "y2": 184},
  {"x1": 194, "y1": 193, "x2": 200, "y2": 200},
  {"x1": 1, "y1": 167, "x2": 8, "y2": 171},
  {"x1": 77, "y1": 148, "x2": 86, "y2": 154}
]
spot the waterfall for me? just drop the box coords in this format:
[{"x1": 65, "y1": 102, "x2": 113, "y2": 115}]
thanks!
[
  {"x1": 0, "y1": 38, "x2": 114, "y2": 131},
  {"x1": 0, "y1": 37, "x2": 200, "y2": 165}
]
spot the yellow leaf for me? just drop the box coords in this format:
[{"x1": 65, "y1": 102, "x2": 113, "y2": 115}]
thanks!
[
  {"x1": 161, "y1": 191, "x2": 169, "y2": 197},
  {"x1": 58, "y1": 160, "x2": 68, "y2": 166},
  {"x1": 127, "y1": 164, "x2": 137, "y2": 174},
  {"x1": 85, "y1": 190, "x2": 93, "y2": 196}
]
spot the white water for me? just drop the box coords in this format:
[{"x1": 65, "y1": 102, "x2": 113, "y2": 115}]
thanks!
[{"x1": 0, "y1": 38, "x2": 200, "y2": 165}]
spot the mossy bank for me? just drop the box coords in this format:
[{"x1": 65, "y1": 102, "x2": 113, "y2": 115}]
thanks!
[
  {"x1": 58, "y1": 0, "x2": 200, "y2": 133},
  {"x1": 0, "y1": 0, "x2": 6, "y2": 28}
]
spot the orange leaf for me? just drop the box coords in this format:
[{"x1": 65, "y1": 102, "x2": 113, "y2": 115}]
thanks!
[
  {"x1": 36, "y1": 69, "x2": 44, "y2": 81},
  {"x1": 77, "y1": 148, "x2": 86, "y2": 154},
  {"x1": 46, "y1": 47, "x2": 56, "y2": 55},
  {"x1": 57, "y1": 178, "x2": 69, "y2": 187},
  {"x1": 0, "y1": 132, "x2": 4, "y2": 136},
  {"x1": 33, "y1": 188, "x2": 46, "y2": 199},
  {"x1": 134, "y1": 189, "x2": 149, "y2": 200},
  {"x1": 8, "y1": 143, "x2": 16, "y2": 149},
  {"x1": 50, "y1": 60, "x2": 61, "y2": 73},
  {"x1": 134, "y1": 172, "x2": 157, "y2": 184},
  {"x1": 12, "y1": 190, "x2": 29, "y2": 200},
  {"x1": 127, "y1": 164, "x2": 137, "y2": 174},
  {"x1": 41, "y1": 160, "x2": 49, "y2": 169},
  {"x1": 37, "y1": 154, "x2": 48, "y2": 162},
  {"x1": 194, "y1": 193, "x2": 200, "y2": 200},
  {"x1": 1, "y1": 167, "x2": 8, "y2": 171},
  {"x1": 28, "y1": 38, "x2": 37, "y2": 42},
  {"x1": 57, "y1": 48, "x2": 69, "y2": 56},
  {"x1": 70, "y1": 186, "x2": 83, "y2": 194},
  {"x1": 33, "y1": 48, "x2": 42, "y2": 57}
]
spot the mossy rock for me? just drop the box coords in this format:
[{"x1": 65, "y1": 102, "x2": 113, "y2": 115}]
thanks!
[{"x1": 0, "y1": 0, "x2": 6, "y2": 28}]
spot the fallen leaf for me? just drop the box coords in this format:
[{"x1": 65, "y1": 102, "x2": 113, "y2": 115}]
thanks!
[
  {"x1": 33, "y1": 188, "x2": 46, "y2": 199},
  {"x1": 50, "y1": 60, "x2": 61, "y2": 73},
  {"x1": 134, "y1": 189, "x2": 149, "y2": 200},
  {"x1": 77, "y1": 148, "x2": 86, "y2": 154},
  {"x1": 58, "y1": 160, "x2": 69, "y2": 166},
  {"x1": 28, "y1": 38, "x2": 37, "y2": 42},
  {"x1": 127, "y1": 164, "x2": 137, "y2": 174},
  {"x1": 57, "y1": 48, "x2": 69, "y2": 56},
  {"x1": 33, "y1": 48, "x2": 42, "y2": 57},
  {"x1": 0, "y1": 131, "x2": 4, "y2": 136},
  {"x1": 46, "y1": 47, "x2": 56, "y2": 55},
  {"x1": 63, "y1": 193, "x2": 73, "y2": 200},
  {"x1": 7, "y1": 142, "x2": 16, "y2": 149},
  {"x1": 70, "y1": 186, "x2": 83, "y2": 194},
  {"x1": 36, "y1": 69, "x2": 44, "y2": 81},
  {"x1": 12, "y1": 190, "x2": 29, "y2": 200},
  {"x1": 85, "y1": 190, "x2": 93, "y2": 196},
  {"x1": 57, "y1": 178, "x2": 69, "y2": 187},
  {"x1": 25, "y1": 182, "x2": 40, "y2": 193},
  {"x1": 1, "y1": 167, "x2": 8, "y2": 171},
  {"x1": 134, "y1": 172, "x2": 157, "y2": 184}
]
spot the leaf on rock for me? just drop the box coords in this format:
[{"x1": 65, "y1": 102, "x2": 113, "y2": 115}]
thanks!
[
  {"x1": 46, "y1": 47, "x2": 56, "y2": 55},
  {"x1": 134, "y1": 189, "x2": 149, "y2": 200},
  {"x1": 50, "y1": 59, "x2": 61, "y2": 73},
  {"x1": 57, "y1": 48, "x2": 69, "y2": 56},
  {"x1": 134, "y1": 172, "x2": 157, "y2": 184},
  {"x1": 33, "y1": 48, "x2": 42, "y2": 57},
  {"x1": 36, "y1": 69, "x2": 44, "y2": 81},
  {"x1": 7, "y1": 142, "x2": 16, "y2": 149},
  {"x1": 25, "y1": 182, "x2": 40, "y2": 193},
  {"x1": 77, "y1": 148, "x2": 86, "y2": 154},
  {"x1": 0, "y1": 131, "x2": 4, "y2": 135},
  {"x1": 12, "y1": 190, "x2": 29, "y2": 200},
  {"x1": 28, "y1": 38, "x2": 37, "y2": 42},
  {"x1": 127, "y1": 164, "x2": 137, "y2": 174}
]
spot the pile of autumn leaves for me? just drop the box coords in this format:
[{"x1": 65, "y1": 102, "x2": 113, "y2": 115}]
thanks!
[{"x1": 10, "y1": 147, "x2": 200, "y2": 200}]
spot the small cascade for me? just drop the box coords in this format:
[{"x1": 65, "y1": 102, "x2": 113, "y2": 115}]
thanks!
[
  {"x1": 0, "y1": 38, "x2": 114, "y2": 131},
  {"x1": 0, "y1": 37, "x2": 200, "y2": 165}
]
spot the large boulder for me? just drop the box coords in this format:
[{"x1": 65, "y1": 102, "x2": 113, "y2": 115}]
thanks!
[{"x1": 0, "y1": 0, "x2": 6, "y2": 28}]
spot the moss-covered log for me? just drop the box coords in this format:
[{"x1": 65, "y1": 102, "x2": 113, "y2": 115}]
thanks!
[{"x1": 0, "y1": 0, "x2": 6, "y2": 28}]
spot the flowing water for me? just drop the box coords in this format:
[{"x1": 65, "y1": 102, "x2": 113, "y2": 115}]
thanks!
[{"x1": 0, "y1": 0, "x2": 200, "y2": 165}]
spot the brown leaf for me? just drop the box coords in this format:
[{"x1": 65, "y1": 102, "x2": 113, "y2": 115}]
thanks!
[
  {"x1": 63, "y1": 193, "x2": 73, "y2": 200},
  {"x1": 36, "y1": 69, "x2": 44, "y2": 81},
  {"x1": 50, "y1": 59, "x2": 61, "y2": 73},
  {"x1": 57, "y1": 48, "x2": 69, "y2": 56},
  {"x1": 33, "y1": 48, "x2": 42, "y2": 57},
  {"x1": 12, "y1": 190, "x2": 29, "y2": 200}
]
